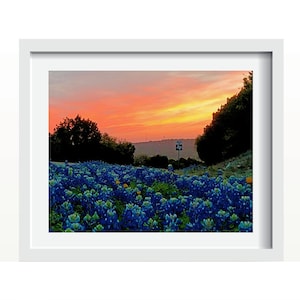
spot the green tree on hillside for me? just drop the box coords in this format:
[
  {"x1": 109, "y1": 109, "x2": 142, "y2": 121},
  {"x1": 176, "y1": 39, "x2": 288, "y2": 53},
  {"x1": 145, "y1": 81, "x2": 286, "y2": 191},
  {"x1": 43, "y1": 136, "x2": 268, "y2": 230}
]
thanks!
[{"x1": 196, "y1": 72, "x2": 252, "y2": 165}]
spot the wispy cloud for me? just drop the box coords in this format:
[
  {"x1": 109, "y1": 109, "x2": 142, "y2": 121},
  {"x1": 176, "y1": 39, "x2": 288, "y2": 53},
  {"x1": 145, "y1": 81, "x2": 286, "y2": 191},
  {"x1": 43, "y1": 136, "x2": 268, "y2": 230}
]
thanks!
[{"x1": 49, "y1": 71, "x2": 249, "y2": 142}]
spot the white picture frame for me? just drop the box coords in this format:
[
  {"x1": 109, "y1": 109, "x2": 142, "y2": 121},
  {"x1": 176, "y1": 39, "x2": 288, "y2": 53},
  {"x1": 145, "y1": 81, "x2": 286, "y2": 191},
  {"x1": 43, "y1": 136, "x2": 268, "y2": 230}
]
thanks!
[{"x1": 19, "y1": 39, "x2": 283, "y2": 261}]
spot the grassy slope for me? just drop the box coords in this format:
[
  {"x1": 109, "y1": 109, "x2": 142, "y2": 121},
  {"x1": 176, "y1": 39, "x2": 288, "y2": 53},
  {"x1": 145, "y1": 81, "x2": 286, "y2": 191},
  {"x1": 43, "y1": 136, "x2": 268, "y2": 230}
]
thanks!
[{"x1": 176, "y1": 150, "x2": 252, "y2": 178}]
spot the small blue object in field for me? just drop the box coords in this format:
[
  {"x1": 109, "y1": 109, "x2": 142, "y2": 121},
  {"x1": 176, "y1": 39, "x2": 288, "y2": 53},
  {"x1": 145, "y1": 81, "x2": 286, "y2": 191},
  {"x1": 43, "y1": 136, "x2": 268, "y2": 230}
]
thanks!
[{"x1": 167, "y1": 164, "x2": 174, "y2": 172}]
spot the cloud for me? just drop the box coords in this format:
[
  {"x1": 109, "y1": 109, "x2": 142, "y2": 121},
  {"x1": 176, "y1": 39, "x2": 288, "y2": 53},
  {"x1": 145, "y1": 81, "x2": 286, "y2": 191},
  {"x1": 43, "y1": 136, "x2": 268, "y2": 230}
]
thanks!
[{"x1": 49, "y1": 70, "x2": 249, "y2": 142}]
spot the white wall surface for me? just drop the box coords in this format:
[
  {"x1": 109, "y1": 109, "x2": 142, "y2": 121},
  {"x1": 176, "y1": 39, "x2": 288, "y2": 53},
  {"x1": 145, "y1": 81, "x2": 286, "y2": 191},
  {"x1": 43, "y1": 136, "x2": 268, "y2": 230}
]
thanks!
[{"x1": 0, "y1": 0, "x2": 299, "y2": 299}]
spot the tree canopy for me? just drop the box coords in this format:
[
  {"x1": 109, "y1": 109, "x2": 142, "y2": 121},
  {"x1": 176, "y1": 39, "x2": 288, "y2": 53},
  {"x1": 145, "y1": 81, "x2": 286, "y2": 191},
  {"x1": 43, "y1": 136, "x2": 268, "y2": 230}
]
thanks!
[
  {"x1": 49, "y1": 115, "x2": 135, "y2": 164},
  {"x1": 195, "y1": 72, "x2": 252, "y2": 165}
]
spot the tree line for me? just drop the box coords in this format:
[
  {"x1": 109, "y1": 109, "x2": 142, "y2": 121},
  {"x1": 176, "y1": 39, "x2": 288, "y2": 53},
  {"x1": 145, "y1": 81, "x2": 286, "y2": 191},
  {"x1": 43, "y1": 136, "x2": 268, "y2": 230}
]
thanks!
[
  {"x1": 49, "y1": 115, "x2": 200, "y2": 169},
  {"x1": 195, "y1": 72, "x2": 253, "y2": 165},
  {"x1": 49, "y1": 115, "x2": 135, "y2": 164},
  {"x1": 134, "y1": 154, "x2": 200, "y2": 169}
]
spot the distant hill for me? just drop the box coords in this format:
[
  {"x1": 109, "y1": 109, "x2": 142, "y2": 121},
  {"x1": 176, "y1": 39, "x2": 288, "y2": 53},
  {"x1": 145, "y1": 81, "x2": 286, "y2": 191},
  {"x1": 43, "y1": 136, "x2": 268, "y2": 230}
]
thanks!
[{"x1": 133, "y1": 139, "x2": 199, "y2": 160}]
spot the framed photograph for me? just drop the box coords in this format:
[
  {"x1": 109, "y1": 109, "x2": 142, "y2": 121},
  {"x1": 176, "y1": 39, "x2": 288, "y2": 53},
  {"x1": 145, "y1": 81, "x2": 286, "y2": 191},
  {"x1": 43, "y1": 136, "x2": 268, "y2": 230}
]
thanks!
[{"x1": 19, "y1": 39, "x2": 283, "y2": 261}]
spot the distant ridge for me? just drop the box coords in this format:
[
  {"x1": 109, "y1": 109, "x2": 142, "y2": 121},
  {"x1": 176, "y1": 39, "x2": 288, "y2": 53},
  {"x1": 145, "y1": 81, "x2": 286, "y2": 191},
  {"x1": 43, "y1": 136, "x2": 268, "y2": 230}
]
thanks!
[{"x1": 133, "y1": 139, "x2": 199, "y2": 160}]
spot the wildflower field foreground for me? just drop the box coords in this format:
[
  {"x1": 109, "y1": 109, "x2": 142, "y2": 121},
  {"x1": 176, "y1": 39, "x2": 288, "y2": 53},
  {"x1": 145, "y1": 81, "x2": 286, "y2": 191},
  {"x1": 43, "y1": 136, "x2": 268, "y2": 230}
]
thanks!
[{"x1": 49, "y1": 161, "x2": 252, "y2": 232}]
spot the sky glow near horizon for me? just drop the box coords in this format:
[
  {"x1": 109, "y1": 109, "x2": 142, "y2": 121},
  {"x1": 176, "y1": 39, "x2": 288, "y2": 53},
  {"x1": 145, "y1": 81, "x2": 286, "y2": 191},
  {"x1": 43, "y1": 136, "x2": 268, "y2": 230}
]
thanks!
[{"x1": 49, "y1": 70, "x2": 249, "y2": 143}]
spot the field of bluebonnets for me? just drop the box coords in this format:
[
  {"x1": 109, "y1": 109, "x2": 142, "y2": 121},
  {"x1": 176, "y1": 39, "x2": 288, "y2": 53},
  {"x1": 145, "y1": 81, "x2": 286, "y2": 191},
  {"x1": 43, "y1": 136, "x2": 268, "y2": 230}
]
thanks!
[
  {"x1": 49, "y1": 160, "x2": 253, "y2": 232},
  {"x1": 49, "y1": 73, "x2": 253, "y2": 232}
]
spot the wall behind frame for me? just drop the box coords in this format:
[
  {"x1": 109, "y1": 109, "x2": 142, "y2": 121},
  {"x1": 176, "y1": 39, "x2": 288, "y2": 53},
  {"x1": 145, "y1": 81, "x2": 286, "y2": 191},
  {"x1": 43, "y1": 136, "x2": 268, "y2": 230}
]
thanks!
[
  {"x1": 0, "y1": 1, "x2": 299, "y2": 300},
  {"x1": 0, "y1": 1, "x2": 298, "y2": 262}
]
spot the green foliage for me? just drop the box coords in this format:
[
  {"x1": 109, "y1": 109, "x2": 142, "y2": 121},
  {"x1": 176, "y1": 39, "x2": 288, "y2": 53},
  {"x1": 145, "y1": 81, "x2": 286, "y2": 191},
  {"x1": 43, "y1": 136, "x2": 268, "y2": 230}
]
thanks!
[
  {"x1": 93, "y1": 224, "x2": 104, "y2": 232},
  {"x1": 179, "y1": 212, "x2": 190, "y2": 230},
  {"x1": 74, "y1": 204, "x2": 85, "y2": 216},
  {"x1": 151, "y1": 181, "x2": 180, "y2": 198},
  {"x1": 153, "y1": 213, "x2": 163, "y2": 230},
  {"x1": 49, "y1": 210, "x2": 63, "y2": 232},
  {"x1": 115, "y1": 199, "x2": 126, "y2": 220},
  {"x1": 196, "y1": 72, "x2": 253, "y2": 165}
]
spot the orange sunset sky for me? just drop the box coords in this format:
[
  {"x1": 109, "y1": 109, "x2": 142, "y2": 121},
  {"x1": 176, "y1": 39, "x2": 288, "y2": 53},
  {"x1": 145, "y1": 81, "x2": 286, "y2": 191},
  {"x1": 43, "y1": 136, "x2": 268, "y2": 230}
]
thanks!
[{"x1": 49, "y1": 71, "x2": 249, "y2": 143}]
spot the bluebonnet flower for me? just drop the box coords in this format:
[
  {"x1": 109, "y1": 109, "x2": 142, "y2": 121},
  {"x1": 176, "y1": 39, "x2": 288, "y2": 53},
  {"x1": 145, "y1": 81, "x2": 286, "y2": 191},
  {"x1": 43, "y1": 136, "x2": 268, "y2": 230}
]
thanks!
[
  {"x1": 93, "y1": 224, "x2": 104, "y2": 232},
  {"x1": 141, "y1": 199, "x2": 154, "y2": 217},
  {"x1": 82, "y1": 212, "x2": 100, "y2": 230},
  {"x1": 121, "y1": 203, "x2": 147, "y2": 231},
  {"x1": 238, "y1": 221, "x2": 252, "y2": 232},
  {"x1": 60, "y1": 201, "x2": 73, "y2": 216},
  {"x1": 167, "y1": 164, "x2": 174, "y2": 172},
  {"x1": 228, "y1": 213, "x2": 240, "y2": 230},
  {"x1": 70, "y1": 222, "x2": 85, "y2": 231},
  {"x1": 49, "y1": 160, "x2": 252, "y2": 232},
  {"x1": 163, "y1": 214, "x2": 180, "y2": 231},
  {"x1": 143, "y1": 218, "x2": 159, "y2": 231},
  {"x1": 201, "y1": 218, "x2": 215, "y2": 231},
  {"x1": 68, "y1": 212, "x2": 80, "y2": 223}
]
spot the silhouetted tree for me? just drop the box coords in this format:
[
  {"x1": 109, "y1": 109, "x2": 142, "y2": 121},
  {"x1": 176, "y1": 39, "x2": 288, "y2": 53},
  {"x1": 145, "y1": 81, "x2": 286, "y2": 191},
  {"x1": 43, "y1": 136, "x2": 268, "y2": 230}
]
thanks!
[
  {"x1": 145, "y1": 155, "x2": 169, "y2": 169},
  {"x1": 50, "y1": 115, "x2": 102, "y2": 162},
  {"x1": 196, "y1": 72, "x2": 252, "y2": 165},
  {"x1": 134, "y1": 154, "x2": 150, "y2": 166},
  {"x1": 97, "y1": 133, "x2": 135, "y2": 165},
  {"x1": 116, "y1": 141, "x2": 135, "y2": 165},
  {"x1": 50, "y1": 115, "x2": 135, "y2": 164}
]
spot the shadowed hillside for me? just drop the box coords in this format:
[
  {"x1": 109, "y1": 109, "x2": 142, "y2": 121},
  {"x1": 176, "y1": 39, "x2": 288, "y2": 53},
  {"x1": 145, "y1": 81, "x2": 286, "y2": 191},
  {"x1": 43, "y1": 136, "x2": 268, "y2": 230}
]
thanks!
[{"x1": 176, "y1": 150, "x2": 252, "y2": 179}]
